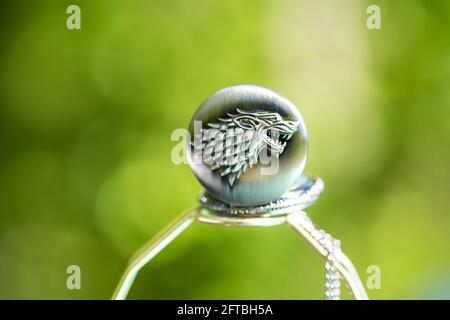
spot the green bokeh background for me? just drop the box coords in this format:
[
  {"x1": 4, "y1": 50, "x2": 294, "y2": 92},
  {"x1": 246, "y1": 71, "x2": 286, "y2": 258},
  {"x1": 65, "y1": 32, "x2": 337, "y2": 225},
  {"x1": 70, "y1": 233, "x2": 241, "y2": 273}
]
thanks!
[{"x1": 0, "y1": 0, "x2": 449, "y2": 299}]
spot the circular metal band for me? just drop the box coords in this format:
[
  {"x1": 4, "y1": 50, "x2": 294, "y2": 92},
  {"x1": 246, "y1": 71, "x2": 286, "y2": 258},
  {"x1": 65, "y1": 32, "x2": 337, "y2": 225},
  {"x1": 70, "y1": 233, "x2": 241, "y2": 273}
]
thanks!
[{"x1": 197, "y1": 173, "x2": 324, "y2": 226}]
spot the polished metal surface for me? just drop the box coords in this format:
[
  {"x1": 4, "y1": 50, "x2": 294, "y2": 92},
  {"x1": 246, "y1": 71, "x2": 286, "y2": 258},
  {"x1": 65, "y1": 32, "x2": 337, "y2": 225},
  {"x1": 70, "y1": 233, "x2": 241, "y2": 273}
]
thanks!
[
  {"x1": 198, "y1": 172, "x2": 323, "y2": 219},
  {"x1": 112, "y1": 85, "x2": 369, "y2": 300},
  {"x1": 188, "y1": 84, "x2": 307, "y2": 206},
  {"x1": 196, "y1": 173, "x2": 323, "y2": 227}
]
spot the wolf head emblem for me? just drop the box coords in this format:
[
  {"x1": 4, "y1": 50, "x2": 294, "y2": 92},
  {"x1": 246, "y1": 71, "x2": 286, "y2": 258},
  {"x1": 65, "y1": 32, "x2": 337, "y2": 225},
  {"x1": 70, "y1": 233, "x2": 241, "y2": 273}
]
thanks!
[{"x1": 194, "y1": 108, "x2": 299, "y2": 187}]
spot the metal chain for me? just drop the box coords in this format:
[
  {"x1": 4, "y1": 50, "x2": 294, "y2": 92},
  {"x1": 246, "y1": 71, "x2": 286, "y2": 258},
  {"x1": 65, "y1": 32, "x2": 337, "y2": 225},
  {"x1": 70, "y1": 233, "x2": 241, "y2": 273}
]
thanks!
[
  {"x1": 286, "y1": 211, "x2": 344, "y2": 299},
  {"x1": 324, "y1": 256, "x2": 341, "y2": 300}
]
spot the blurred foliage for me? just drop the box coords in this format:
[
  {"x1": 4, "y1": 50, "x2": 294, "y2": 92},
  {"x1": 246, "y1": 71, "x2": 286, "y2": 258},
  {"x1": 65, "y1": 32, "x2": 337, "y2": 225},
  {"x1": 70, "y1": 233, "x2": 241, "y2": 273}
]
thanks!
[{"x1": 0, "y1": 0, "x2": 449, "y2": 299}]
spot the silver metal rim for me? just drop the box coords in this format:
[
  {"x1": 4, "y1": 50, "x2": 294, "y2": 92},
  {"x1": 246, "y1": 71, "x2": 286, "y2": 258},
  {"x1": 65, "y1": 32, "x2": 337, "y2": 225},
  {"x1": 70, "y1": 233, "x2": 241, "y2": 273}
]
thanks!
[{"x1": 197, "y1": 173, "x2": 324, "y2": 226}]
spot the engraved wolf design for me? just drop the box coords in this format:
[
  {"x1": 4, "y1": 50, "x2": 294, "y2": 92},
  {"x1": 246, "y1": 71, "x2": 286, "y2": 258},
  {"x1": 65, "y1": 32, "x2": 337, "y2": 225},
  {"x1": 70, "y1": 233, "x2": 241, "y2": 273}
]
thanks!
[{"x1": 194, "y1": 108, "x2": 299, "y2": 187}]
